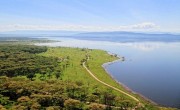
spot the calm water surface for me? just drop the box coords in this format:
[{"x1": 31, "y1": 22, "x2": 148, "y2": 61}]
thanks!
[{"x1": 37, "y1": 37, "x2": 180, "y2": 108}]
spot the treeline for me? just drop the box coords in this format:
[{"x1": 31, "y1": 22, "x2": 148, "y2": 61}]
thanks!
[
  {"x1": 0, "y1": 76, "x2": 147, "y2": 110},
  {"x1": 0, "y1": 45, "x2": 47, "y2": 53},
  {"x1": 0, "y1": 45, "x2": 59, "y2": 79}
]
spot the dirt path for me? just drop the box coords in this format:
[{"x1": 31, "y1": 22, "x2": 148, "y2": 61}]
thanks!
[{"x1": 83, "y1": 61, "x2": 140, "y2": 102}]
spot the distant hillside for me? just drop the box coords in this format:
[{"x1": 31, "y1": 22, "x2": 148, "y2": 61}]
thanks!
[
  {"x1": 0, "y1": 30, "x2": 82, "y2": 36},
  {"x1": 72, "y1": 31, "x2": 180, "y2": 42},
  {"x1": 1, "y1": 31, "x2": 180, "y2": 42}
]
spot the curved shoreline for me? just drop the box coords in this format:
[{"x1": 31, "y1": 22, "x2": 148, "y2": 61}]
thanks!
[
  {"x1": 83, "y1": 58, "x2": 140, "y2": 103},
  {"x1": 102, "y1": 56, "x2": 157, "y2": 105}
]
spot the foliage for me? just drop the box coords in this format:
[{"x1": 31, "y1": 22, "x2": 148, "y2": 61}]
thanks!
[
  {"x1": 0, "y1": 76, "x2": 149, "y2": 109},
  {"x1": 0, "y1": 45, "x2": 59, "y2": 79},
  {"x1": 88, "y1": 103, "x2": 105, "y2": 110},
  {"x1": 64, "y1": 99, "x2": 82, "y2": 110}
]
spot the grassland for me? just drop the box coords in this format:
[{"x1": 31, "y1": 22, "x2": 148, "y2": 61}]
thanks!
[{"x1": 39, "y1": 47, "x2": 165, "y2": 109}]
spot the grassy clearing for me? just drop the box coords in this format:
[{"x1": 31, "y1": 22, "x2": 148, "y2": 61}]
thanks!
[
  {"x1": 39, "y1": 48, "x2": 106, "y2": 91},
  {"x1": 39, "y1": 47, "x2": 176, "y2": 109},
  {"x1": 39, "y1": 47, "x2": 143, "y2": 102}
]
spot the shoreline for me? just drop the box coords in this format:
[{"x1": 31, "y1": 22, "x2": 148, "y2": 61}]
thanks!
[
  {"x1": 36, "y1": 42, "x2": 158, "y2": 106},
  {"x1": 102, "y1": 54, "x2": 157, "y2": 105}
]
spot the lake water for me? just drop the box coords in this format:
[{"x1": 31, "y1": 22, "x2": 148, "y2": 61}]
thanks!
[{"x1": 36, "y1": 37, "x2": 180, "y2": 108}]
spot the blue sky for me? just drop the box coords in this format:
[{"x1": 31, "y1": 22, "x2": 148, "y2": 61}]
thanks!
[{"x1": 0, "y1": 0, "x2": 180, "y2": 32}]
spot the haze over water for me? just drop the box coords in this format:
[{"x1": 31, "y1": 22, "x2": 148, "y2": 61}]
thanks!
[{"x1": 37, "y1": 37, "x2": 180, "y2": 108}]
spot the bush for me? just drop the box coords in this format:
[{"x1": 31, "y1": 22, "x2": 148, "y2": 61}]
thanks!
[
  {"x1": 88, "y1": 103, "x2": 105, "y2": 110},
  {"x1": 64, "y1": 99, "x2": 83, "y2": 110}
]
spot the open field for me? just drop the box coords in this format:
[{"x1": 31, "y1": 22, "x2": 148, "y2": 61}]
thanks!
[{"x1": 39, "y1": 47, "x2": 163, "y2": 109}]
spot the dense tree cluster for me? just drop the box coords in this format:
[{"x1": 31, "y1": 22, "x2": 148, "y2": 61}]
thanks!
[
  {"x1": 0, "y1": 76, "x2": 143, "y2": 110},
  {"x1": 0, "y1": 45, "x2": 58, "y2": 79},
  {"x1": 0, "y1": 45, "x2": 47, "y2": 54}
]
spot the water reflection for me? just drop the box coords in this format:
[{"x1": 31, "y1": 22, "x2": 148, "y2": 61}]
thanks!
[{"x1": 36, "y1": 37, "x2": 170, "y2": 51}]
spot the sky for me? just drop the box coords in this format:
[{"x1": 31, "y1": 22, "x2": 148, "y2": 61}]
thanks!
[{"x1": 0, "y1": 0, "x2": 180, "y2": 33}]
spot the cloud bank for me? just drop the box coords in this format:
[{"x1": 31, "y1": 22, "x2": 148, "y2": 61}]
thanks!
[{"x1": 0, "y1": 22, "x2": 158, "y2": 32}]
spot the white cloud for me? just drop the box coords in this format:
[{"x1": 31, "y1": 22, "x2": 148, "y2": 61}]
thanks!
[
  {"x1": 0, "y1": 22, "x2": 159, "y2": 32},
  {"x1": 131, "y1": 22, "x2": 158, "y2": 29}
]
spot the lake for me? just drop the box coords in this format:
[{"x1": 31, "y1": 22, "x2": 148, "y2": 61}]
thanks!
[{"x1": 36, "y1": 37, "x2": 180, "y2": 108}]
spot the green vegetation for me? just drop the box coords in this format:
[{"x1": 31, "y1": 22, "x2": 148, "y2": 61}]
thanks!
[
  {"x1": 0, "y1": 43, "x2": 177, "y2": 110},
  {"x1": 0, "y1": 45, "x2": 59, "y2": 79},
  {"x1": 0, "y1": 37, "x2": 59, "y2": 45}
]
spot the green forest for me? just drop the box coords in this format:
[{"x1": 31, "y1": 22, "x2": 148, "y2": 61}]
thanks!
[
  {"x1": 0, "y1": 45, "x2": 59, "y2": 79},
  {"x1": 0, "y1": 44, "x2": 176, "y2": 110}
]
